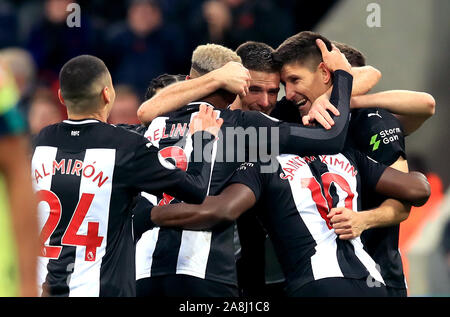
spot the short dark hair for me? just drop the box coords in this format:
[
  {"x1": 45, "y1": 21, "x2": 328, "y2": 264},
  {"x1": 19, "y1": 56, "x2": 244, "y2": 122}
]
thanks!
[
  {"x1": 144, "y1": 74, "x2": 186, "y2": 100},
  {"x1": 274, "y1": 31, "x2": 332, "y2": 71},
  {"x1": 332, "y1": 41, "x2": 366, "y2": 67},
  {"x1": 59, "y1": 55, "x2": 110, "y2": 105},
  {"x1": 236, "y1": 41, "x2": 278, "y2": 73}
]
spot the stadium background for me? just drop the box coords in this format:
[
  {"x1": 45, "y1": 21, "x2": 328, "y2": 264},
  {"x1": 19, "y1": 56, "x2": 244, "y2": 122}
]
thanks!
[{"x1": 0, "y1": 0, "x2": 448, "y2": 296}]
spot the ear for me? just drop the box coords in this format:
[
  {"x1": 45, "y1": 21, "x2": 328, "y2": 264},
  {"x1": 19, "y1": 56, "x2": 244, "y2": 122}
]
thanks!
[
  {"x1": 317, "y1": 62, "x2": 332, "y2": 85},
  {"x1": 101, "y1": 86, "x2": 111, "y2": 104},
  {"x1": 57, "y1": 89, "x2": 65, "y2": 105}
]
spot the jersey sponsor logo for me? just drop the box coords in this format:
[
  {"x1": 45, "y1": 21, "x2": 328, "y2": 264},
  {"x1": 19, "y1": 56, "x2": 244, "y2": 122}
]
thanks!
[
  {"x1": 370, "y1": 134, "x2": 380, "y2": 151},
  {"x1": 370, "y1": 127, "x2": 401, "y2": 151},
  {"x1": 71, "y1": 130, "x2": 80, "y2": 136},
  {"x1": 33, "y1": 158, "x2": 109, "y2": 188}
]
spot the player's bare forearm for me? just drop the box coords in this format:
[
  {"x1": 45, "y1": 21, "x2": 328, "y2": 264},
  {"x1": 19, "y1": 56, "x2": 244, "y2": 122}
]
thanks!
[
  {"x1": 351, "y1": 90, "x2": 435, "y2": 135},
  {"x1": 137, "y1": 74, "x2": 222, "y2": 125},
  {"x1": 361, "y1": 199, "x2": 410, "y2": 230},
  {"x1": 350, "y1": 66, "x2": 381, "y2": 96},
  {"x1": 151, "y1": 184, "x2": 256, "y2": 230},
  {"x1": 151, "y1": 197, "x2": 226, "y2": 230},
  {"x1": 329, "y1": 199, "x2": 410, "y2": 240}
]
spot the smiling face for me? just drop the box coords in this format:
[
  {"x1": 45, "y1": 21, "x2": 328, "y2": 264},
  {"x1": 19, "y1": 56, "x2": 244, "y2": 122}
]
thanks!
[
  {"x1": 241, "y1": 70, "x2": 280, "y2": 114},
  {"x1": 280, "y1": 61, "x2": 331, "y2": 117}
]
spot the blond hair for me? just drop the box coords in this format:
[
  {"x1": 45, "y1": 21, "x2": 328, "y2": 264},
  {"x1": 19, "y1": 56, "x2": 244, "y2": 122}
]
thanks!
[{"x1": 191, "y1": 44, "x2": 241, "y2": 75}]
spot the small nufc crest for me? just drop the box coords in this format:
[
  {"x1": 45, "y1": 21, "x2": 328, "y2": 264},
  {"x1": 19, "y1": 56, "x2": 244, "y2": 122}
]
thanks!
[{"x1": 71, "y1": 130, "x2": 80, "y2": 136}]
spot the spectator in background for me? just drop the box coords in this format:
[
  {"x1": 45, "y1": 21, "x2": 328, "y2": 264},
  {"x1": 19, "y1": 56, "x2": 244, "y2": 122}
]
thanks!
[
  {"x1": 0, "y1": 1, "x2": 18, "y2": 47},
  {"x1": 27, "y1": 88, "x2": 65, "y2": 136},
  {"x1": 26, "y1": 0, "x2": 99, "y2": 86},
  {"x1": 0, "y1": 48, "x2": 37, "y2": 116},
  {"x1": 108, "y1": 85, "x2": 140, "y2": 125},
  {"x1": 188, "y1": 0, "x2": 294, "y2": 51},
  {"x1": 106, "y1": 0, "x2": 187, "y2": 98}
]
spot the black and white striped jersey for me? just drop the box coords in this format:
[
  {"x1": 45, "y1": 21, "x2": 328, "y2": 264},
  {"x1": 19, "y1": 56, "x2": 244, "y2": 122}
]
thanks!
[
  {"x1": 135, "y1": 69, "x2": 354, "y2": 287},
  {"x1": 228, "y1": 149, "x2": 387, "y2": 295},
  {"x1": 32, "y1": 119, "x2": 214, "y2": 297}
]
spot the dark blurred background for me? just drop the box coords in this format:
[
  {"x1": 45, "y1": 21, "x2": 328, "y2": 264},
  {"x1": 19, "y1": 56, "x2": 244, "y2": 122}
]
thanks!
[
  {"x1": 1, "y1": 0, "x2": 449, "y2": 296},
  {"x1": 0, "y1": 0, "x2": 337, "y2": 109}
]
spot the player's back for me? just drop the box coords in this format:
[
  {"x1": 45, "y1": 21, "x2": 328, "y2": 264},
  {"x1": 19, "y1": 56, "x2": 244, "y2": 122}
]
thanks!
[
  {"x1": 33, "y1": 119, "x2": 162, "y2": 296},
  {"x1": 231, "y1": 149, "x2": 386, "y2": 295},
  {"x1": 137, "y1": 102, "x2": 243, "y2": 287}
]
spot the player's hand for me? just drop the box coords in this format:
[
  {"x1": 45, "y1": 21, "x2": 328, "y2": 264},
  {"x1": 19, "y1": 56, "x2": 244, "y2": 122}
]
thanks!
[
  {"x1": 302, "y1": 93, "x2": 340, "y2": 129},
  {"x1": 327, "y1": 207, "x2": 367, "y2": 240},
  {"x1": 211, "y1": 61, "x2": 251, "y2": 98},
  {"x1": 316, "y1": 39, "x2": 351, "y2": 73},
  {"x1": 190, "y1": 104, "x2": 223, "y2": 137}
]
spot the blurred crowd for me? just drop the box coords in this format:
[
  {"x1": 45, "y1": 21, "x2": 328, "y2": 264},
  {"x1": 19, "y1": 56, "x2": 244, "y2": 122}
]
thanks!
[{"x1": 0, "y1": 0, "x2": 337, "y2": 134}]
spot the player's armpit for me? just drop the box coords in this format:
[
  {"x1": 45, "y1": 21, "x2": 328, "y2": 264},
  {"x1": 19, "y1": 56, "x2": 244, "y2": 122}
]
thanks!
[
  {"x1": 375, "y1": 167, "x2": 430, "y2": 207},
  {"x1": 151, "y1": 183, "x2": 256, "y2": 230}
]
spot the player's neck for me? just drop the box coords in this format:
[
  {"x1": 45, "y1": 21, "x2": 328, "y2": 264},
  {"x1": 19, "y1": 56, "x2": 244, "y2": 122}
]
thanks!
[
  {"x1": 199, "y1": 94, "x2": 229, "y2": 110},
  {"x1": 67, "y1": 112, "x2": 107, "y2": 122}
]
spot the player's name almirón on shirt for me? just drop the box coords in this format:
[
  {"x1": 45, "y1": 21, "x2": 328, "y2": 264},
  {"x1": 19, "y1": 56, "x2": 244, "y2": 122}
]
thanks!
[
  {"x1": 33, "y1": 158, "x2": 109, "y2": 188},
  {"x1": 280, "y1": 154, "x2": 359, "y2": 180}
]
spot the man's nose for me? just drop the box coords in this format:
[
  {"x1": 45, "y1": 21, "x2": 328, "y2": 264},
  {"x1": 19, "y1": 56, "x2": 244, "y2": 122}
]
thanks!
[
  {"x1": 285, "y1": 84, "x2": 295, "y2": 101},
  {"x1": 259, "y1": 93, "x2": 270, "y2": 107}
]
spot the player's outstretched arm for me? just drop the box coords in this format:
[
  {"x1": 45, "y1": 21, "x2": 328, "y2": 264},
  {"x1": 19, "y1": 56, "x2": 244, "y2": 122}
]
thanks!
[
  {"x1": 350, "y1": 90, "x2": 436, "y2": 135},
  {"x1": 137, "y1": 62, "x2": 250, "y2": 125},
  {"x1": 151, "y1": 184, "x2": 256, "y2": 230}
]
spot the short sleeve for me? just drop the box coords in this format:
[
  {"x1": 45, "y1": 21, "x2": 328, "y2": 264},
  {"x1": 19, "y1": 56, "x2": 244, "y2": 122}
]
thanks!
[
  {"x1": 227, "y1": 162, "x2": 264, "y2": 202},
  {"x1": 349, "y1": 108, "x2": 406, "y2": 166}
]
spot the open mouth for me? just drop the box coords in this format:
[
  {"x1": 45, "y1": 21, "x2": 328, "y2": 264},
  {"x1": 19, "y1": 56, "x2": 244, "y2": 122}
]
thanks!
[{"x1": 295, "y1": 97, "x2": 308, "y2": 107}]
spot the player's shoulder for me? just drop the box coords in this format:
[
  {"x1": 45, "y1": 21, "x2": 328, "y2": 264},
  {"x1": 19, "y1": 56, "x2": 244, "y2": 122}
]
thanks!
[
  {"x1": 107, "y1": 122, "x2": 150, "y2": 146},
  {"x1": 351, "y1": 107, "x2": 402, "y2": 130},
  {"x1": 34, "y1": 121, "x2": 65, "y2": 143},
  {"x1": 114, "y1": 123, "x2": 147, "y2": 136}
]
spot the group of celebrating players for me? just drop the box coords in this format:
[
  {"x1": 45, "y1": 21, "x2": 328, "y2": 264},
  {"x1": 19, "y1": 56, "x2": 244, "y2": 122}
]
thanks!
[{"x1": 29, "y1": 30, "x2": 435, "y2": 297}]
